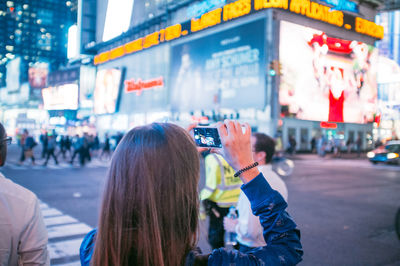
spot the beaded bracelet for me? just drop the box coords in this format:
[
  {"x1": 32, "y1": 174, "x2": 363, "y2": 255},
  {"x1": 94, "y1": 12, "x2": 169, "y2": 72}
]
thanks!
[{"x1": 234, "y1": 162, "x2": 259, "y2": 177}]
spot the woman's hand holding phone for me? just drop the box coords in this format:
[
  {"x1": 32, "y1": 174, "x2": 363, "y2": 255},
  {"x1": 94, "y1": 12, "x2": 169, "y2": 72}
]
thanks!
[{"x1": 214, "y1": 120, "x2": 260, "y2": 184}]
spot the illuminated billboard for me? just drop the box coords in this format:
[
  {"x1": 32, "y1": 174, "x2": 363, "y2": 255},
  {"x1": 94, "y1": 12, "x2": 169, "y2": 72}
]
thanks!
[
  {"x1": 103, "y1": 0, "x2": 134, "y2": 41},
  {"x1": 42, "y1": 84, "x2": 79, "y2": 110},
  {"x1": 170, "y1": 19, "x2": 265, "y2": 112},
  {"x1": 28, "y1": 62, "x2": 49, "y2": 89},
  {"x1": 94, "y1": 69, "x2": 122, "y2": 114},
  {"x1": 79, "y1": 65, "x2": 96, "y2": 108},
  {"x1": 6, "y1": 57, "x2": 21, "y2": 93},
  {"x1": 279, "y1": 21, "x2": 378, "y2": 124}
]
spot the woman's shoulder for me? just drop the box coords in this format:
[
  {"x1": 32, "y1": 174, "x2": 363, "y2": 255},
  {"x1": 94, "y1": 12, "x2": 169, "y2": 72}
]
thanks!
[{"x1": 80, "y1": 229, "x2": 97, "y2": 266}]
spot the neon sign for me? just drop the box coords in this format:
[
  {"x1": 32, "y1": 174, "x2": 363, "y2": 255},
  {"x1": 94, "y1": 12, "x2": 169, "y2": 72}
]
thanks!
[
  {"x1": 94, "y1": 0, "x2": 384, "y2": 65},
  {"x1": 320, "y1": 122, "x2": 338, "y2": 128},
  {"x1": 187, "y1": 0, "x2": 226, "y2": 18},
  {"x1": 320, "y1": 0, "x2": 358, "y2": 13},
  {"x1": 124, "y1": 77, "x2": 164, "y2": 96}
]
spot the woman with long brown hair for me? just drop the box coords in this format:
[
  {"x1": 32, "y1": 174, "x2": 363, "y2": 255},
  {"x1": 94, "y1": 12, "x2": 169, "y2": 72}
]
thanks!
[{"x1": 80, "y1": 120, "x2": 303, "y2": 265}]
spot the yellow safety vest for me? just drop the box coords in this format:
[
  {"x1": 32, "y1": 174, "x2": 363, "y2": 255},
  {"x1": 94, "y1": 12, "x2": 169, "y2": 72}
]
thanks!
[{"x1": 200, "y1": 154, "x2": 242, "y2": 207}]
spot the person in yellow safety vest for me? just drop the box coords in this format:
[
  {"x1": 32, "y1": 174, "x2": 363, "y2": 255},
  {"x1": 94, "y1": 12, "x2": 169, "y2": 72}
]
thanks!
[{"x1": 200, "y1": 153, "x2": 242, "y2": 249}]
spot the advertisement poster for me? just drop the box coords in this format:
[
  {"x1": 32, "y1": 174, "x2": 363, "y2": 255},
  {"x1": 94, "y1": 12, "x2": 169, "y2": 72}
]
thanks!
[
  {"x1": 94, "y1": 68, "x2": 122, "y2": 114},
  {"x1": 279, "y1": 21, "x2": 378, "y2": 124},
  {"x1": 42, "y1": 84, "x2": 79, "y2": 110},
  {"x1": 79, "y1": 65, "x2": 96, "y2": 108},
  {"x1": 6, "y1": 57, "x2": 21, "y2": 93},
  {"x1": 118, "y1": 45, "x2": 169, "y2": 113},
  {"x1": 170, "y1": 19, "x2": 266, "y2": 112},
  {"x1": 28, "y1": 62, "x2": 49, "y2": 89}
]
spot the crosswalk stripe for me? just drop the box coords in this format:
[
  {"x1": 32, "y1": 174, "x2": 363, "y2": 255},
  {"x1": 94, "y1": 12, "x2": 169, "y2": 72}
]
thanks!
[
  {"x1": 44, "y1": 215, "x2": 78, "y2": 227},
  {"x1": 42, "y1": 208, "x2": 63, "y2": 217},
  {"x1": 42, "y1": 208, "x2": 62, "y2": 217},
  {"x1": 38, "y1": 201, "x2": 93, "y2": 265},
  {"x1": 48, "y1": 238, "x2": 84, "y2": 259},
  {"x1": 47, "y1": 223, "x2": 92, "y2": 239},
  {"x1": 40, "y1": 203, "x2": 49, "y2": 209}
]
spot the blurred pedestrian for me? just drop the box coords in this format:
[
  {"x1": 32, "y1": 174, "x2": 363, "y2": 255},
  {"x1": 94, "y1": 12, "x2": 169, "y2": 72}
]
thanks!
[
  {"x1": 79, "y1": 121, "x2": 303, "y2": 266},
  {"x1": 18, "y1": 129, "x2": 37, "y2": 165},
  {"x1": 65, "y1": 135, "x2": 72, "y2": 158},
  {"x1": 317, "y1": 135, "x2": 326, "y2": 157},
  {"x1": 375, "y1": 138, "x2": 383, "y2": 148},
  {"x1": 346, "y1": 138, "x2": 353, "y2": 154},
  {"x1": 43, "y1": 134, "x2": 58, "y2": 166},
  {"x1": 80, "y1": 133, "x2": 91, "y2": 166},
  {"x1": 200, "y1": 153, "x2": 241, "y2": 249},
  {"x1": 333, "y1": 138, "x2": 342, "y2": 158},
  {"x1": 0, "y1": 123, "x2": 50, "y2": 265},
  {"x1": 224, "y1": 132, "x2": 288, "y2": 253},
  {"x1": 100, "y1": 133, "x2": 111, "y2": 160},
  {"x1": 58, "y1": 135, "x2": 67, "y2": 159},
  {"x1": 274, "y1": 132, "x2": 283, "y2": 156},
  {"x1": 40, "y1": 131, "x2": 48, "y2": 158},
  {"x1": 287, "y1": 135, "x2": 297, "y2": 155},
  {"x1": 114, "y1": 132, "x2": 123, "y2": 149},
  {"x1": 311, "y1": 136, "x2": 316, "y2": 153},
  {"x1": 70, "y1": 134, "x2": 82, "y2": 165},
  {"x1": 356, "y1": 136, "x2": 362, "y2": 157},
  {"x1": 92, "y1": 134, "x2": 100, "y2": 157}
]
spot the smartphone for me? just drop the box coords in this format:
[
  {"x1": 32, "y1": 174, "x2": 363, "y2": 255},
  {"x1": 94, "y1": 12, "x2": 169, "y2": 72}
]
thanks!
[{"x1": 193, "y1": 127, "x2": 222, "y2": 148}]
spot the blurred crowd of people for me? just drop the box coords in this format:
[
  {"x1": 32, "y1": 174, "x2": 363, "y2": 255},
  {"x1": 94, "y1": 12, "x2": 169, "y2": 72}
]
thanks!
[{"x1": 15, "y1": 129, "x2": 125, "y2": 167}]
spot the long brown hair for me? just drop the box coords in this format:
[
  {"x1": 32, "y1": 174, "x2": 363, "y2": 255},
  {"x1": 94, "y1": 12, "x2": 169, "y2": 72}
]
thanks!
[{"x1": 92, "y1": 123, "x2": 200, "y2": 266}]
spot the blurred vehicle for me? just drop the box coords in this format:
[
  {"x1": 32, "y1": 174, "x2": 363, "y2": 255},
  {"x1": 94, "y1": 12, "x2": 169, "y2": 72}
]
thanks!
[
  {"x1": 367, "y1": 141, "x2": 400, "y2": 165},
  {"x1": 272, "y1": 155, "x2": 294, "y2": 177}
]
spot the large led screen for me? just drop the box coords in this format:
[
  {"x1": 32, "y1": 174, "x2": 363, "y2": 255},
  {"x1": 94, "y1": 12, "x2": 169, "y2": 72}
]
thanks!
[
  {"x1": 42, "y1": 84, "x2": 79, "y2": 110},
  {"x1": 279, "y1": 21, "x2": 378, "y2": 123},
  {"x1": 29, "y1": 62, "x2": 49, "y2": 89},
  {"x1": 94, "y1": 68, "x2": 122, "y2": 114},
  {"x1": 170, "y1": 19, "x2": 266, "y2": 112},
  {"x1": 6, "y1": 57, "x2": 21, "y2": 93}
]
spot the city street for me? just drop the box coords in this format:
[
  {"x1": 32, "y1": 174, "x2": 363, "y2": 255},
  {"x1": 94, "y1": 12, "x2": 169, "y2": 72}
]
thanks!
[{"x1": 1, "y1": 145, "x2": 400, "y2": 265}]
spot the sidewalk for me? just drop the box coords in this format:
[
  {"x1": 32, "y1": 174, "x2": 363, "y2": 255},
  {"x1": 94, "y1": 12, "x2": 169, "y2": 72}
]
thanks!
[
  {"x1": 287, "y1": 152, "x2": 367, "y2": 161},
  {"x1": 5, "y1": 144, "x2": 111, "y2": 169}
]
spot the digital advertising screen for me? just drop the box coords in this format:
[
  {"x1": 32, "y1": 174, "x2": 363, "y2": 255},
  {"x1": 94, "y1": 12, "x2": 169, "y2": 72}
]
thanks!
[
  {"x1": 6, "y1": 57, "x2": 21, "y2": 93},
  {"x1": 28, "y1": 62, "x2": 49, "y2": 89},
  {"x1": 42, "y1": 84, "x2": 79, "y2": 110},
  {"x1": 279, "y1": 21, "x2": 378, "y2": 124},
  {"x1": 79, "y1": 65, "x2": 96, "y2": 108},
  {"x1": 170, "y1": 19, "x2": 266, "y2": 112},
  {"x1": 94, "y1": 68, "x2": 122, "y2": 114}
]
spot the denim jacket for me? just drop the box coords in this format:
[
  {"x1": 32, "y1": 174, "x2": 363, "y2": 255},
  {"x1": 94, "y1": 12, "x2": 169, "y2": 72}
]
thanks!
[{"x1": 80, "y1": 173, "x2": 303, "y2": 265}]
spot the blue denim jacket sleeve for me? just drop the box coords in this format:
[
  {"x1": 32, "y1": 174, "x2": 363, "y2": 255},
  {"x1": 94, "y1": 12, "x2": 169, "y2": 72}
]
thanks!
[
  {"x1": 80, "y1": 228, "x2": 97, "y2": 266},
  {"x1": 208, "y1": 173, "x2": 303, "y2": 265}
]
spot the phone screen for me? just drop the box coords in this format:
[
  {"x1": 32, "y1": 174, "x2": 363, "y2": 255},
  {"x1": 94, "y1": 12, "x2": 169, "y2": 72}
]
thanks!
[{"x1": 193, "y1": 127, "x2": 222, "y2": 148}]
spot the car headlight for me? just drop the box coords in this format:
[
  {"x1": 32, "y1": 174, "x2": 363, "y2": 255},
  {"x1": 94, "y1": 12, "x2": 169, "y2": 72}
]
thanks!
[
  {"x1": 367, "y1": 151, "x2": 375, "y2": 158},
  {"x1": 387, "y1": 153, "x2": 399, "y2": 159}
]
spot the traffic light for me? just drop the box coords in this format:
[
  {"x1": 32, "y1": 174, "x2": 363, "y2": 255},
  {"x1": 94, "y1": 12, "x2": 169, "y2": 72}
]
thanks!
[
  {"x1": 269, "y1": 60, "x2": 276, "y2": 76},
  {"x1": 269, "y1": 60, "x2": 282, "y2": 76}
]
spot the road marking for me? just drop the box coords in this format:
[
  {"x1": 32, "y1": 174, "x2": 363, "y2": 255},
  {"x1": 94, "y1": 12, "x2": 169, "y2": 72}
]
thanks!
[
  {"x1": 44, "y1": 215, "x2": 78, "y2": 227},
  {"x1": 5, "y1": 159, "x2": 110, "y2": 171},
  {"x1": 38, "y1": 201, "x2": 93, "y2": 265},
  {"x1": 48, "y1": 238, "x2": 84, "y2": 259},
  {"x1": 42, "y1": 208, "x2": 63, "y2": 217},
  {"x1": 40, "y1": 202, "x2": 49, "y2": 209},
  {"x1": 47, "y1": 223, "x2": 92, "y2": 239}
]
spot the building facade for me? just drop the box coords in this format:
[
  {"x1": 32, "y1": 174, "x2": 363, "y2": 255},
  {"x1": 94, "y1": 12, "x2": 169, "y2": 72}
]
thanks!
[
  {"x1": 0, "y1": 0, "x2": 77, "y2": 87},
  {"x1": 87, "y1": 0, "x2": 383, "y2": 151}
]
